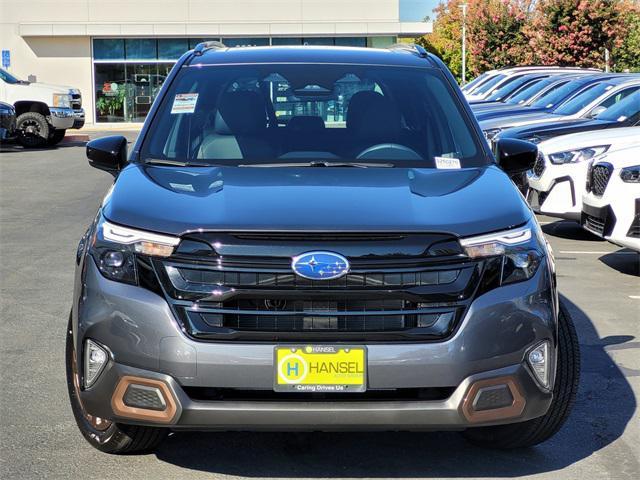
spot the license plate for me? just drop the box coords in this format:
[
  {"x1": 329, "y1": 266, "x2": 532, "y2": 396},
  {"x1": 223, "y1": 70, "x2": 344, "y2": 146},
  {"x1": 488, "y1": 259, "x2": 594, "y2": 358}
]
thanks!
[{"x1": 274, "y1": 345, "x2": 366, "y2": 393}]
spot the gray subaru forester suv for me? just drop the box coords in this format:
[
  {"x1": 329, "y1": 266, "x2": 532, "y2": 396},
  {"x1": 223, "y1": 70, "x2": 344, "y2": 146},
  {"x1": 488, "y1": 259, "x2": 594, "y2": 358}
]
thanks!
[{"x1": 67, "y1": 43, "x2": 579, "y2": 454}]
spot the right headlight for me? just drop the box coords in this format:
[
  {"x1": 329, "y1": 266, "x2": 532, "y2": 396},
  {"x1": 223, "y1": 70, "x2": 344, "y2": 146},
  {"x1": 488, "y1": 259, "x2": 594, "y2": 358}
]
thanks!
[
  {"x1": 620, "y1": 165, "x2": 640, "y2": 183},
  {"x1": 460, "y1": 222, "x2": 544, "y2": 285},
  {"x1": 548, "y1": 145, "x2": 610, "y2": 165},
  {"x1": 89, "y1": 216, "x2": 179, "y2": 285}
]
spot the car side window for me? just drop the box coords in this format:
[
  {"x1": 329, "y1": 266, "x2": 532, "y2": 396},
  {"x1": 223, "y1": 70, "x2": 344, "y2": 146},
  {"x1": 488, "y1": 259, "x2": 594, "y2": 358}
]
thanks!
[{"x1": 596, "y1": 86, "x2": 640, "y2": 110}]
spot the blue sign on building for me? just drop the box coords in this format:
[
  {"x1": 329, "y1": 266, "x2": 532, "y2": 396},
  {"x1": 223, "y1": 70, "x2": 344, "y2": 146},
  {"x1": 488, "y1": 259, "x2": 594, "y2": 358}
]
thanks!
[{"x1": 1, "y1": 50, "x2": 10, "y2": 69}]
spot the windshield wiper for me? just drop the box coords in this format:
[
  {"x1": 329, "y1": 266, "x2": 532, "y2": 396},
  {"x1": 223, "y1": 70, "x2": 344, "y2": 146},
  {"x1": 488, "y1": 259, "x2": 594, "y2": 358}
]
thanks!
[
  {"x1": 145, "y1": 158, "x2": 200, "y2": 167},
  {"x1": 238, "y1": 161, "x2": 394, "y2": 168}
]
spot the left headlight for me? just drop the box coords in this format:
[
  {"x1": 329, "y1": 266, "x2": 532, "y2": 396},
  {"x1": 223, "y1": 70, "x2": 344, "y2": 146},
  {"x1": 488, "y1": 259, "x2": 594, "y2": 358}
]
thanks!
[
  {"x1": 620, "y1": 165, "x2": 640, "y2": 183},
  {"x1": 52, "y1": 93, "x2": 72, "y2": 108},
  {"x1": 548, "y1": 145, "x2": 609, "y2": 165},
  {"x1": 89, "y1": 217, "x2": 179, "y2": 285},
  {"x1": 460, "y1": 221, "x2": 544, "y2": 285}
]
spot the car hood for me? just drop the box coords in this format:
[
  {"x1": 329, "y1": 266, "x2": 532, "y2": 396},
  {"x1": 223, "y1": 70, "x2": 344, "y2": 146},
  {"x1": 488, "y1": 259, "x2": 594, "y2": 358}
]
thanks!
[
  {"x1": 102, "y1": 164, "x2": 531, "y2": 238},
  {"x1": 475, "y1": 106, "x2": 546, "y2": 121},
  {"x1": 479, "y1": 112, "x2": 566, "y2": 130},
  {"x1": 498, "y1": 118, "x2": 615, "y2": 141},
  {"x1": 538, "y1": 125, "x2": 640, "y2": 155}
]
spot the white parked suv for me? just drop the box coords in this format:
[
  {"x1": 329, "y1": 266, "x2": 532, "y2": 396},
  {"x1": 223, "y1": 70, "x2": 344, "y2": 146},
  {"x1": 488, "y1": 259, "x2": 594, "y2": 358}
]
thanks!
[
  {"x1": 527, "y1": 127, "x2": 640, "y2": 220},
  {"x1": 0, "y1": 67, "x2": 85, "y2": 147},
  {"x1": 582, "y1": 145, "x2": 640, "y2": 251}
]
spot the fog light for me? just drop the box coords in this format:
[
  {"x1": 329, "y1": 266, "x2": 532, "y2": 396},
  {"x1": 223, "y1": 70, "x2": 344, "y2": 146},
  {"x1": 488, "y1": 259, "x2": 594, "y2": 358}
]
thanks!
[
  {"x1": 527, "y1": 341, "x2": 550, "y2": 389},
  {"x1": 84, "y1": 339, "x2": 108, "y2": 388}
]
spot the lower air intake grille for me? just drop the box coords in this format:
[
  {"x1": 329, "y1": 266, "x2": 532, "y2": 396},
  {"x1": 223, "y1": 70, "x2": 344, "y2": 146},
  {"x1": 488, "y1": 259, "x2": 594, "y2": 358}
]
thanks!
[{"x1": 583, "y1": 214, "x2": 606, "y2": 236}]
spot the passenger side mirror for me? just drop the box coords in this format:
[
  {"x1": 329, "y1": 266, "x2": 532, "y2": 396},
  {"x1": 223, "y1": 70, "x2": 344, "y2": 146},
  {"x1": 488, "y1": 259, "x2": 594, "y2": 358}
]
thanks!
[
  {"x1": 588, "y1": 105, "x2": 607, "y2": 118},
  {"x1": 86, "y1": 135, "x2": 128, "y2": 175},
  {"x1": 494, "y1": 138, "x2": 537, "y2": 176}
]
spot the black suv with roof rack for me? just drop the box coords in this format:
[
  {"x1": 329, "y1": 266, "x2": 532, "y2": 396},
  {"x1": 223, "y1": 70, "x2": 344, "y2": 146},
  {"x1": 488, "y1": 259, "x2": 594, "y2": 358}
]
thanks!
[{"x1": 67, "y1": 42, "x2": 579, "y2": 454}]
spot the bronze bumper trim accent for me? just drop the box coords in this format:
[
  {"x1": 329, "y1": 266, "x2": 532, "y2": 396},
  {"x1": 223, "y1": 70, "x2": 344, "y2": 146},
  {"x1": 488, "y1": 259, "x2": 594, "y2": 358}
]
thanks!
[
  {"x1": 461, "y1": 376, "x2": 526, "y2": 423},
  {"x1": 111, "y1": 376, "x2": 178, "y2": 424}
]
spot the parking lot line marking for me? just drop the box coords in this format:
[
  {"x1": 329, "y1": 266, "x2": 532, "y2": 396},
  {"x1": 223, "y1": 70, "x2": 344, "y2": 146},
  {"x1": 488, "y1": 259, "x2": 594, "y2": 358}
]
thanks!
[
  {"x1": 559, "y1": 251, "x2": 637, "y2": 255},
  {"x1": 630, "y1": 296, "x2": 640, "y2": 300}
]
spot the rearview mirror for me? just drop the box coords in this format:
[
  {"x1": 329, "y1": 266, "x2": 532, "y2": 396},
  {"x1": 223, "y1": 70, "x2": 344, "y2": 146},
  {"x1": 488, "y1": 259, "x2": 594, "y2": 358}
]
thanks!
[
  {"x1": 589, "y1": 105, "x2": 607, "y2": 118},
  {"x1": 494, "y1": 138, "x2": 537, "y2": 176},
  {"x1": 86, "y1": 135, "x2": 128, "y2": 175}
]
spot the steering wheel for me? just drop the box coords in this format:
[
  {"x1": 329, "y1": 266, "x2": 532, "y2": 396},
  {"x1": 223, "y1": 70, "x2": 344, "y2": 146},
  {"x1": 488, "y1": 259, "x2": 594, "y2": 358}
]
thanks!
[{"x1": 356, "y1": 143, "x2": 423, "y2": 161}]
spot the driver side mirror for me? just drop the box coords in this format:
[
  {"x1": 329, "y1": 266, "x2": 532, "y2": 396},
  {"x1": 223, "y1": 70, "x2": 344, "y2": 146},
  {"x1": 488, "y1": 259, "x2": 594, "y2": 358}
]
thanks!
[
  {"x1": 494, "y1": 138, "x2": 537, "y2": 176},
  {"x1": 86, "y1": 135, "x2": 128, "y2": 175},
  {"x1": 588, "y1": 105, "x2": 607, "y2": 118}
]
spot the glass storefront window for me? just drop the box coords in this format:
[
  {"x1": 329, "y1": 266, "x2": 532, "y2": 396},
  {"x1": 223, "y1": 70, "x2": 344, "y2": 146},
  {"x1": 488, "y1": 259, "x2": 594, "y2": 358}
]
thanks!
[
  {"x1": 188, "y1": 38, "x2": 221, "y2": 49},
  {"x1": 125, "y1": 39, "x2": 157, "y2": 60},
  {"x1": 335, "y1": 37, "x2": 367, "y2": 47},
  {"x1": 223, "y1": 37, "x2": 270, "y2": 47},
  {"x1": 92, "y1": 37, "x2": 388, "y2": 123},
  {"x1": 271, "y1": 37, "x2": 303, "y2": 46},
  {"x1": 158, "y1": 38, "x2": 189, "y2": 60},
  {"x1": 93, "y1": 39, "x2": 125, "y2": 60}
]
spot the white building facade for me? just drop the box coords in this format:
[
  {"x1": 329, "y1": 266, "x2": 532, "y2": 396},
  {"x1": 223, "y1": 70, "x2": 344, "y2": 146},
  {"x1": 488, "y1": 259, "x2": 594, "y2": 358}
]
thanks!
[{"x1": 0, "y1": 0, "x2": 431, "y2": 125}]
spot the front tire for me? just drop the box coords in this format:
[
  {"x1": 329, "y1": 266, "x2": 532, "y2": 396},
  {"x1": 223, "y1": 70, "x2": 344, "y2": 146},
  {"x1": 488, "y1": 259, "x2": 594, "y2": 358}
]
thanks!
[
  {"x1": 65, "y1": 314, "x2": 168, "y2": 454},
  {"x1": 16, "y1": 112, "x2": 49, "y2": 148},
  {"x1": 462, "y1": 302, "x2": 580, "y2": 449},
  {"x1": 48, "y1": 129, "x2": 66, "y2": 146}
]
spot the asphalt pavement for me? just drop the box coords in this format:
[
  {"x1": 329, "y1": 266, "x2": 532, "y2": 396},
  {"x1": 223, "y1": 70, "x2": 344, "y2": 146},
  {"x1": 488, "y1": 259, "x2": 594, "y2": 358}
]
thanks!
[{"x1": 1, "y1": 135, "x2": 638, "y2": 479}]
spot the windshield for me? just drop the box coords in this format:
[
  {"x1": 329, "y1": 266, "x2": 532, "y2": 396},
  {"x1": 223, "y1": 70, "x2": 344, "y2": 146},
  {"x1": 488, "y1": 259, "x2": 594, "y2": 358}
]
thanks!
[
  {"x1": 506, "y1": 78, "x2": 564, "y2": 105},
  {"x1": 597, "y1": 90, "x2": 640, "y2": 122},
  {"x1": 0, "y1": 68, "x2": 21, "y2": 84},
  {"x1": 486, "y1": 76, "x2": 544, "y2": 102},
  {"x1": 471, "y1": 74, "x2": 506, "y2": 95},
  {"x1": 530, "y1": 79, "x2": 588, "y2": 109},
  {"x1": 140, "y1": 63, "x2": 485, "y2": 168},
  {"x1": 462, "y1": 72, "x2": 490, "y2": 92},
  {"x1": 553, "y1": 83, "x2": 614, "y2": 115}
]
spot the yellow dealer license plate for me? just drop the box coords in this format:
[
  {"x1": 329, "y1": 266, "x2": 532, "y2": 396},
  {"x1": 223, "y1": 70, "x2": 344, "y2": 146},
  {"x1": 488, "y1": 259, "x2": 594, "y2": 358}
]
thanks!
[{"x1": 274, "y1": 345, "x2": 366, "y2": 393}]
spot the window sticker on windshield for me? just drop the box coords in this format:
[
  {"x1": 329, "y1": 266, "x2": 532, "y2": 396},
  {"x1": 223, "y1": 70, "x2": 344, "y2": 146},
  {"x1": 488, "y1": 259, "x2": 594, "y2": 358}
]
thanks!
[
  {"x1": 171, "y1": 93, "x2": 198, "y2": 114},
  {"x1": 435, "y1": 156, "x2": 461, "y2": 169}
]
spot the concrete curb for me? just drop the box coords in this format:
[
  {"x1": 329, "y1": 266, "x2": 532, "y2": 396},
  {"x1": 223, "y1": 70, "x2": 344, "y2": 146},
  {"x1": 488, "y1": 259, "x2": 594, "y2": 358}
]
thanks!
[{"x1": 61, "y1": 134, "x2": 90, "y2": 143}]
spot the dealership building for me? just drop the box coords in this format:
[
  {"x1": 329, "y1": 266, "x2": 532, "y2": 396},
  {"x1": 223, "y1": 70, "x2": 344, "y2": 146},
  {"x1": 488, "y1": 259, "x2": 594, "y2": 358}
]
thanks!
[{"x1": 0, "y1": 1, "x2": 431, "y2": 126}]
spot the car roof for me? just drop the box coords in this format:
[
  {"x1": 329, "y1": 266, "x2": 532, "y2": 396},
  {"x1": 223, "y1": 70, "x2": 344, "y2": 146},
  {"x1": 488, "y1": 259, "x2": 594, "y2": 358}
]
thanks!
[{"x1": 187, "y1": 45, "x2": 440, "y2": 69}]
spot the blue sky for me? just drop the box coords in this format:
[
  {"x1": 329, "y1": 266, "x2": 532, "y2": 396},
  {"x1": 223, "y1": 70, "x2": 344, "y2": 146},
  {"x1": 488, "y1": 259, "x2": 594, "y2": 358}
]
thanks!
[{"x1": 399, "y1": 0, "x2": 441, "y2": 22}]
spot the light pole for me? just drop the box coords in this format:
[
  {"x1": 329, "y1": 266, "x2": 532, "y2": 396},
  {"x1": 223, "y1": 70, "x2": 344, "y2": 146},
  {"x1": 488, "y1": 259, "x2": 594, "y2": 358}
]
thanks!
[{"x1": 460, "y1": 3, "x2": 468, "y2": 85}]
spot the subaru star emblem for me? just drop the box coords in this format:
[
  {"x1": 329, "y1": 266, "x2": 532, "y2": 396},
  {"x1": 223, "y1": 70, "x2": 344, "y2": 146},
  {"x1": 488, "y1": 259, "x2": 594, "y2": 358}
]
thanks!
[{"x1": 291, "y1": 251, "x2": 350, "y2": 280}]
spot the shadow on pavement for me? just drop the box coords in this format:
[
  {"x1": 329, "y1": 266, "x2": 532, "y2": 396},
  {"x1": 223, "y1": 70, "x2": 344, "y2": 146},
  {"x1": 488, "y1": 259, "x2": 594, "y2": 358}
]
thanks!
[
  {"x1": 0, "y1": 141, "x2": 87, "y2": 153},
  {"x1": 541, "y1": 220, "x2": 604, "y2": 242},
  {"x1": 599, "y1": 249, "x2": 640, "y2": 277},
  {"x1": 154, "y1": 295, "x2": 637, "y2": 477}
]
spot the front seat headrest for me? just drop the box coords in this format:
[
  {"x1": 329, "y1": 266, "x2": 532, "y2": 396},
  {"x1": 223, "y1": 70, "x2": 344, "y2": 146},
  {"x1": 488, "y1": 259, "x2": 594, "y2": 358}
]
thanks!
[{"x1": 214, "y1": 91, "x2": 267, "y2": 135}]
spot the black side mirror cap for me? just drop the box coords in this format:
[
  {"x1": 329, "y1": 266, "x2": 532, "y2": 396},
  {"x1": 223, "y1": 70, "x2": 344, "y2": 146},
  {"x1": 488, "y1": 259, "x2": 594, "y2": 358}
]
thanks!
[
  {"x1": 86, "y1": 135, "x2": 128, "y2": 175},
  {"x1": 495, "y1": 138, "x2": 537, "y2": 176}
]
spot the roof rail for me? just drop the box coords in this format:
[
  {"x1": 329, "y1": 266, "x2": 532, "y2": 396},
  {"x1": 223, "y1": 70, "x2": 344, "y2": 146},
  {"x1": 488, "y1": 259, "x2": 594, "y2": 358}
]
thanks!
[
  {"x1": 387, "y1": 43, "x2": 429, "y2": 58},
  {"x1": 193, "y1": 41, "x2": 227, "y2": 56}
]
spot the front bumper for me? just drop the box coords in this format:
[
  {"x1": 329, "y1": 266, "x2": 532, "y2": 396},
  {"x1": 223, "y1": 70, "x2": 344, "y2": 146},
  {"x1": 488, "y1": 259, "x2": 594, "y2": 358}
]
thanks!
[
  {"x1": 527, "y1": 160, "x2": 589, "y2": 221},
  {"x1": 74, "y1": 258, "x2": 557, "y2": 430},
  {"x1": 582, "y1": 187, "x2": 640, "y2": 252},
  {"x1": 49, "y1": 107, "x2": 85, "y2": 130}
]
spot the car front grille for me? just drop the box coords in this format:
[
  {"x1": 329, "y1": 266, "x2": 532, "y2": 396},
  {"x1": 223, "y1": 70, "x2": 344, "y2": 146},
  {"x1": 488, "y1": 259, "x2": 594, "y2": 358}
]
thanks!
[
  {"x1": 589, "y1": 163, "x2": 613, "y2": 196},
  {"x1": 533, "y1": 152, "x2": 546, "y2": 177},
  {"x1": 150, "y1": 231, "x2": 480, "y2": 342},
  {"x1": 71, "y1": 93, "x2": 82, "y2": 109}
]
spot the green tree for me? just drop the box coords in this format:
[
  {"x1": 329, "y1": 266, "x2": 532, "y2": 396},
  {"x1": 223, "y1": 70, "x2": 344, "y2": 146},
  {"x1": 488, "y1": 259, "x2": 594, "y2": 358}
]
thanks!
[
  {"x1": 612, "y1": 1, "x2": 640, "y2": 71},
  {"x1": 526, "y1": 0, "x2": 623, "y2": 68},
  {"x1": 417, "y1": 0, "x2": 468, "y2": 81},
  {"x1": 467, "y1": 0, "x2": 533, "y2": 76}
]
